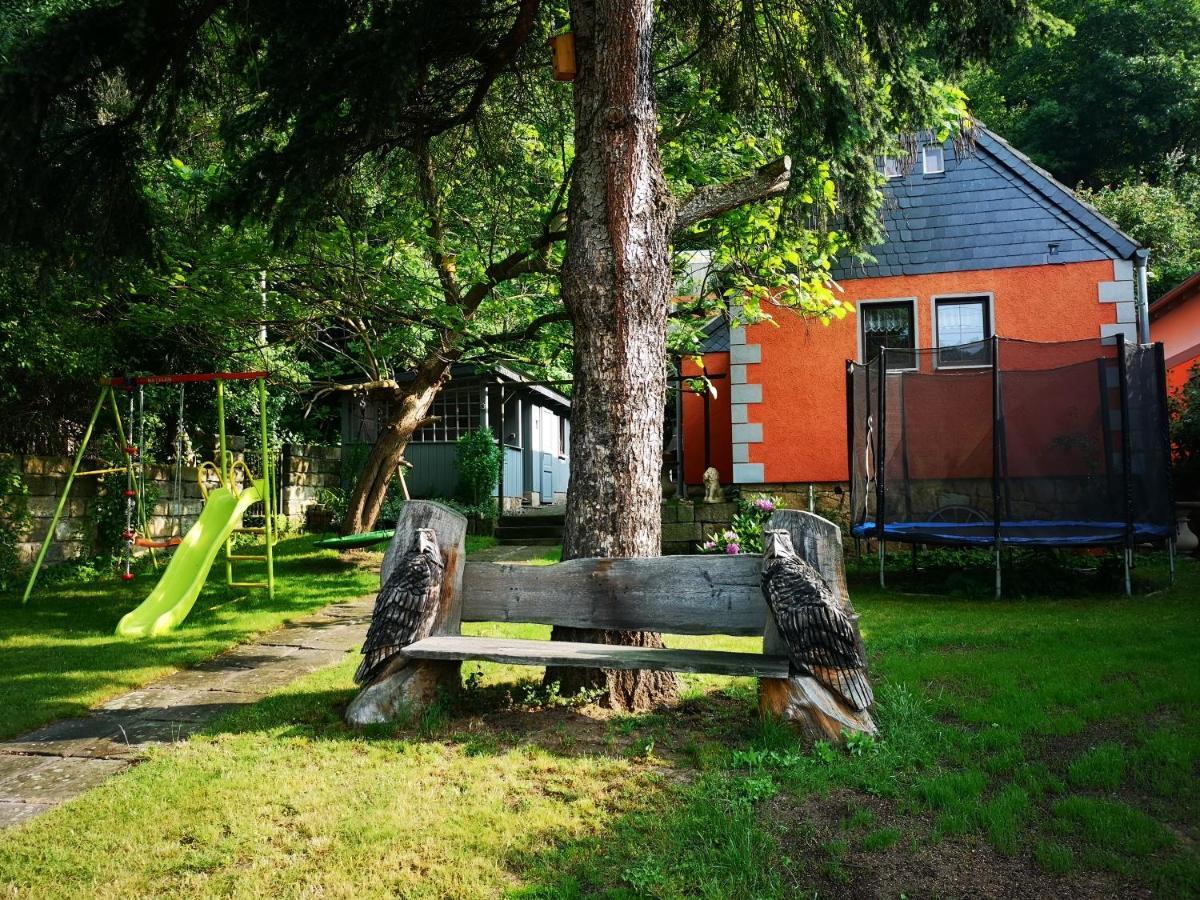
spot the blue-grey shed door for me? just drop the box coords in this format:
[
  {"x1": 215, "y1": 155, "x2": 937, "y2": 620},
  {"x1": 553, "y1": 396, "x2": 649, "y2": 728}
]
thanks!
[{"x1": 540, "y1": 454, "x2": 554, "y2": 503}]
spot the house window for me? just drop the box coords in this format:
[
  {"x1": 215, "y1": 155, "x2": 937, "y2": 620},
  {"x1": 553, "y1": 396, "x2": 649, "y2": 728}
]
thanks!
[
  {"x1": 922, "y1": 144, "x2": 945, "y2": 175},
  {"x1": 934, "y1": 296, "x2": 993, "y2": 367},
  {"x1": 502, "y1": 397, "x2": 522, "y2": 448},
  {"x1": 881, "y1": 156, "x2": 903, "y2": 179},
  {"x1": 410, "y1": 387, "x2": 482, "y2": 442},
  {"x1": 558, "y1": 417, "x2": 568, "y2": 458},
  {"x1": 860, "y1": 300, "x2": 917, "y2": 370}
]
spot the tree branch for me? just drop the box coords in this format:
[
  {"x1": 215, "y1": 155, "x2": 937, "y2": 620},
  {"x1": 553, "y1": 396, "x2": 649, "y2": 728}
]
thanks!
[
  {"x1": 673, "y1": 156, "x2": 792, "y2": 237},
  {"x1": 466, "y1": 310, "x2": 572, "y2": 350}
]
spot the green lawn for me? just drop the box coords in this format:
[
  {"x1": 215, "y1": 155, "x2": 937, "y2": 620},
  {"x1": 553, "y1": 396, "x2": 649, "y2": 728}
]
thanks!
[
  {"x1": 0, "y1": 548, "x2": 1197, "y2": 897},
  {"x1": 0, "y1": 534, "x2": 378, "y2": 739}
]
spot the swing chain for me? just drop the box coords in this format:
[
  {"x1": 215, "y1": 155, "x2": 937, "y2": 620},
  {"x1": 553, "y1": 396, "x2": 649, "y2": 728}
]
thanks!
[{"x1": 120, "y1": 388, "x2": 138, "y2": 581}]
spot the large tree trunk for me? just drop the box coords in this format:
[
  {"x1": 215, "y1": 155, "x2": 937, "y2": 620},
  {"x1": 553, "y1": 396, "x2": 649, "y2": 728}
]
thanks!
[
  {"x1": 342, "y1": 358, "x2": 453, "y2": 534},
  {"x1": 545, "y1": 0, "x2": 680, "y2": 710}
]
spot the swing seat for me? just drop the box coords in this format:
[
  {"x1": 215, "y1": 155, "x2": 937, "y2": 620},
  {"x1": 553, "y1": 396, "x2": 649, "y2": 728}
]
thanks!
[{"x1": 134, "y1": 536, "x2": 183, "y2": 549}]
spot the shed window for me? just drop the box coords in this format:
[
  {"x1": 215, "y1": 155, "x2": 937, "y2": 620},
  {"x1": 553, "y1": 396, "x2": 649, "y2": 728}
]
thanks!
[
  {"x1": 502, "y1": 396, "x2": 522, "y2": 448},
  {"x1": 881, "y1": 156, "x2": 903, "y2": 179},
  {"x1": 935, "y1": 296, "x2": 993, "y2": 367},
  {"x1": 922, "y1": 144, "x2": 945, "y2": 175},
  {"x1": 861, "y1": 300, "x2": 916, "y2": 370},
  {"x1": 410, "y1": 387, "x2": 482, "y2": 442}
]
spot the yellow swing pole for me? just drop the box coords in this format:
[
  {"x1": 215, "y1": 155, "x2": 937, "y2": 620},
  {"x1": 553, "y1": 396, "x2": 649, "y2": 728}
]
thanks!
[
  {"x1": 258, "y1": 375, "x2": 275, "y2": 599},
  {"x1": 22, "y1": 386, "x2": 109, "y2": 604},
  {"x1": 216, "y1": 378, "x2": 234, "y2": 587}
]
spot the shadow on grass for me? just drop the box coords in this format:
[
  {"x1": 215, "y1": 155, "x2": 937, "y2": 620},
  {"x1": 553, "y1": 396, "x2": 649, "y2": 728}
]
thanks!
[
  {"x1": 177, "y1": 677, "x2": 798, "y2": 897},
  {"x1": 0, "y1": 535, "x2": 376, "y2": 739}
]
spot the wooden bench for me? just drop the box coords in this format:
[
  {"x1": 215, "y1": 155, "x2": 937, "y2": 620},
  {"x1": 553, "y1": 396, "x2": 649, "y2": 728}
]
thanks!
[{"x1": 346, "y1": 501, "x2": 870, "y2": 740}]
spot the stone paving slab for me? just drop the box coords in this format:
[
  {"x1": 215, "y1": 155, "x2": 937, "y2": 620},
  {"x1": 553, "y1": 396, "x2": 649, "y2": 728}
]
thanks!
[
  {"x1": 0, "y1": 755, "x2": 42, "y2": 783},
  {"x1": 256, "y1": 621, "x2": 370, "y2": 652},
  {"x1": 0, "y1": 800, "x2": 54, "y2": 829},
  {"x1": 470, "y1": 544, "x2": 559, "y2": 564},
  {"x1": 0, "y1": 758, "x2": 128, "y2": 804},
  {"x1": 0, "y1": 593, "x2": 375, "y2": 830}
]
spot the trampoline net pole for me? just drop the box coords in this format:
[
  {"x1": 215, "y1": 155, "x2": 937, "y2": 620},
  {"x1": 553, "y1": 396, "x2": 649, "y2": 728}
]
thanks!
[
  {"x1": 1116, "y1": 333, "x2": 1134, "y2": 596},
  {"x1": 845, "y1": 360, "x2": 855, "y2": 550},
  {"x1": 1153, "y1": 342, "x2": 1176, "y2": 583},
  {"x1": 991, "y1": 335, "x2": 1002, "y2": 599},
  {"x1": 877, "y1": 349, "x2": 887, "y2": 589}
]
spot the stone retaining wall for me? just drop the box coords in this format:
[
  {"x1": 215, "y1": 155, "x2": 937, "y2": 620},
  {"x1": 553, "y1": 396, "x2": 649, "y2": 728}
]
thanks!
[
  {"x1": 11, "y1": 455, "x2": 210, "y2": 565},
  {"x1": 279, "y1": 444, "x2": 342, "y2": 523},
  {"x1": 661, "y1": 482, "x2": 853, "y2": 555},
  {"x1": 7, "y1": 442, "x2": 342, "y2": 565}
]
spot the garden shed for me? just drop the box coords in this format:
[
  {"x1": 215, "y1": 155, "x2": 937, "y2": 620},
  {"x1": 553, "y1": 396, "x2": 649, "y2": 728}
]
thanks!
[{"x1": 340, "y1": 364, "x2": 571, "y2": 509}]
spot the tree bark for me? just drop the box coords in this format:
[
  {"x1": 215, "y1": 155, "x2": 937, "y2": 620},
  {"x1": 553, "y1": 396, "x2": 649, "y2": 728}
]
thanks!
[
  {"x1": 341, "y1": 357, "x2": 453, "y2": 534},
  {"x1": 545, "y1": 0, "x2": 680, "y2": 709}
]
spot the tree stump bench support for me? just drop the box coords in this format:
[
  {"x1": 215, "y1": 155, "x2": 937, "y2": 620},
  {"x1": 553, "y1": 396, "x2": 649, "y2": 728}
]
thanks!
[{"x1": 347, "y1": 502, "x2": 872, "y2": 741}]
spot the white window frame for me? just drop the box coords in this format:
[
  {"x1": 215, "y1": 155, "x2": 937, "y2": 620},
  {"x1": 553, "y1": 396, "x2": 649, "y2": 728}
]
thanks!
[
  {"x1": 922, "y1": 144, "x2": 945, "y2": 175},
  {"x1": 411, "y1": 387, "x2": 483, "y2": 443},
  {"x1": 881, "y1": 156, "x2": 903, "y2": 179},
  {"x1": 932, "y1": 292, "x2": 995, "y2": 370},
  {"x1": 857, "y1": 297, "x2": 919, "y2": 372}
]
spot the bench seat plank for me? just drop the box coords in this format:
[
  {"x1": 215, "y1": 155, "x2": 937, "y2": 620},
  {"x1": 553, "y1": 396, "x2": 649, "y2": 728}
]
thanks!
[
  {"x1": 403, "y1": 635, "x2": 790, "y2": 678},
  {"x1": 461, "y1": 555, "x2": 767, "y2": 635}
]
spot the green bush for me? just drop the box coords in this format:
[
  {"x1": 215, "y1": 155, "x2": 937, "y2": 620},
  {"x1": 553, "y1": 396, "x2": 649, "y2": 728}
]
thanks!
[
  {"x1": 455, "y1": 428, "x2": 502, "y2": 509},
  {"x1": 0, "y1": 457, "x2": 30, "y2": 590}
]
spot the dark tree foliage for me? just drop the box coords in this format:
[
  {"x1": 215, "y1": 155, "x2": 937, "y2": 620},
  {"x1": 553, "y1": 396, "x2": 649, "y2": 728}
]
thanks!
[
  {"x1": 964, "y1": 0, "x2": 1200, "y2": 187},
  {"x1": 0, "y1": 0, "x2": 1027, "y2": 261}
]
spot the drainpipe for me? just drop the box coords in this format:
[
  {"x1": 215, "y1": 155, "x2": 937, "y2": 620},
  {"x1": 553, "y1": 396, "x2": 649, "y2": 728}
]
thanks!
[{"x1": 1134, "y1": 249, "x2": 1151, "y2": 344}]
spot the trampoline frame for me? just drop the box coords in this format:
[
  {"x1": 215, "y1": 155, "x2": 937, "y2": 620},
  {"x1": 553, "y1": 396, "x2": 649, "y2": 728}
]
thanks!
[{"x1": 847, "y1": 334, "x2": 1176, "y2": 597}]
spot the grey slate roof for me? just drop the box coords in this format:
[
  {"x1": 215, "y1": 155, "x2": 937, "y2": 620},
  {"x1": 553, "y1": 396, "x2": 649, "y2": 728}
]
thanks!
[
  {"x1": 697, "y1": 316, "x2": 731, "y2": 353},
  {"x1": 831, "y1": 125, "x2": 1141, "y2": 281}
]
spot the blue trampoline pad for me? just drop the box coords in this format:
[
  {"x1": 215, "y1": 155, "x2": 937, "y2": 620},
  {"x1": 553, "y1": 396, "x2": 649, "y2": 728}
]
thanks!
[{"x1": 851, "y1": 520, "x2": 1172, "y2": 547}]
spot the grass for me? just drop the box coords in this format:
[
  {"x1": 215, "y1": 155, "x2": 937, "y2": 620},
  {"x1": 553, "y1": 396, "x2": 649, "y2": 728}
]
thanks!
[
  {"x1": 0, "y1": 546, "x2": 1197, "y2": 897},
  {"x1": 0, "y1": 534, "x2": 378, "y2": 739}
]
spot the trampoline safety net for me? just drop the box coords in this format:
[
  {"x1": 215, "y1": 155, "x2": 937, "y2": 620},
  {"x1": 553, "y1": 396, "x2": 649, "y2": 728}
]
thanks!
[{"x1": 847, "y1": 336, "x2": 1173, "y2": 549}]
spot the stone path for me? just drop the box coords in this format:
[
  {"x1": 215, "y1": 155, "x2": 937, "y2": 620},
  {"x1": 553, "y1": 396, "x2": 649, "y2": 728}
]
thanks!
[
  {"x1": 470, "y1": 543, "x2": 558, "y2": 563},
  {"x1": 0, "y1": 596, "x2": 375, "y2": 829}
]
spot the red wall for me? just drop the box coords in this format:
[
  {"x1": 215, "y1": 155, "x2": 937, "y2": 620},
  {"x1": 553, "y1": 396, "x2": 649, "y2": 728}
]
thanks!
[
  {"x1": 682, "y1": 353, "x2": 732, "y2": 484},
  {"x1": 694, "y1": 259, "x2": 1121, "y2": 483},
  {"x1": 1150, "y1": 281, "x2": 1200, "y2": 394}
]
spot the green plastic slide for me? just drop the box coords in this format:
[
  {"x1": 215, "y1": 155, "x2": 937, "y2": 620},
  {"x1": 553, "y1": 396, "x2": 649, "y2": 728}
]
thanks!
[{"x1": 115, "y1": 480, "x2": 264, "y2": 638}]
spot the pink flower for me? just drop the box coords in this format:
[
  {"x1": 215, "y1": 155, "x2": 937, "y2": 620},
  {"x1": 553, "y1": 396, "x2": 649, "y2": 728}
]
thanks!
[
  {"x1": 725, "y1": 543, "x2": 741, "y2": 555},
  {"x1": 702, "y1": 540, "x2": 716, "y2": 551},
  {"x1": 723, "y1": 530, "x2": 737, "y2": 542},
  {"x1": 754, "y1": 498, "x2": 775, "y2": 512}
]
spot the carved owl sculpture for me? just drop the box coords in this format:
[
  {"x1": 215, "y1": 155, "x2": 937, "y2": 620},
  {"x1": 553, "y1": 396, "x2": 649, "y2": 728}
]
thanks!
[
  {"x1": 760, "y1": 529, "x2": 873, "y2": 710},
  {"x1": 354, "y1": 528, "x2": 444, "y2": 685}
]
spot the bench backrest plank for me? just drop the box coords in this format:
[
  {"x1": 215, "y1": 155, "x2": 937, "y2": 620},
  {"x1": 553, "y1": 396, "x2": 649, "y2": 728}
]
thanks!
[{"x1": 460, "y1": 554, "x2": 766, "y2": 635}]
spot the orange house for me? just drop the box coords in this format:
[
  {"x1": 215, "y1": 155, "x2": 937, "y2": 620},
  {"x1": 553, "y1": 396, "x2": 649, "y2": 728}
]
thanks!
[
  {"x1": 684, "y1": 126, "x2": 1148, "y2": 491},
  {"x1": 1149, "y1": 271, "x2": 1200, "y2": 394}
]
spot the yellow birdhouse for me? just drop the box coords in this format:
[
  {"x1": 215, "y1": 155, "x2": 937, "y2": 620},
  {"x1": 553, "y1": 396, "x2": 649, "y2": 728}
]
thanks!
[{"x1": 549, "y1": 32, "x2": 576, "y2": 82}]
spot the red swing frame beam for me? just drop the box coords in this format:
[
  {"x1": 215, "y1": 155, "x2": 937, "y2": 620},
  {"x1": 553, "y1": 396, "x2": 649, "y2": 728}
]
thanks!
[{"x1": 101, "y1": 371, "x2": 269, "y2": 388}]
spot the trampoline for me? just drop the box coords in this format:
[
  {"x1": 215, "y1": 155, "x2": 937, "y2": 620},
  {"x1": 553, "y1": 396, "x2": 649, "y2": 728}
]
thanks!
[{"x1": 847, "y1": 335, "x2": 1174, "y2": 595}]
